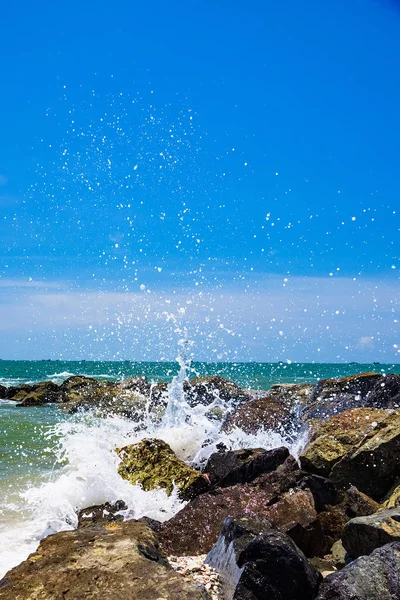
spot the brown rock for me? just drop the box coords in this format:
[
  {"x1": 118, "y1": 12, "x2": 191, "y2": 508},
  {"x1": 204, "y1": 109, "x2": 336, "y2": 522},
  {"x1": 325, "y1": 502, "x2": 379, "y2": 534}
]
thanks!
[
  {"x1": 157, "y1": 467, "x2": 318, "y2": 557},
  {"x1": 0, "y1": 521, "x2": 210, "y2": 599},
  {"x1": 300, "y1": 407, "x2": 393, "y2": 479},
  {"x1": 330, "y1": 410, "x2": 400, "y2": 499}
]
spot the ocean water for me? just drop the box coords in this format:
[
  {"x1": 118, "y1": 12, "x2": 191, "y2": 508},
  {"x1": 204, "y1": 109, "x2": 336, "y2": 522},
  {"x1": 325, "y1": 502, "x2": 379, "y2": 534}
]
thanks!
[{"x1": 1, "y1": 359, "x2": 399, "y2": 579}]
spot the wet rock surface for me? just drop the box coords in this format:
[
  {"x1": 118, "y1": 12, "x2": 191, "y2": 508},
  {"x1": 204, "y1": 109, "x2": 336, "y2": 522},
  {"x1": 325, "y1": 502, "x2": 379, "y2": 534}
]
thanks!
[
  {"x1": 221, "y1": 383, "x2": 312, "y2": 434},
  {"x1": 186, "y1": 375, "x2": 252, "y2": 407},
  {"x1": 300, "y1": 407, "x2": 390, "y2": 477},
  {"x1": 342, "y1": 508, "x2": 400, "y2": 558},
  {"x1": 0, "y1": 521, "x2": 210, "y2": 600},
  {"x1": 157, "y1": 456, "x2": 320, "y2": 556},
  {"x1": 77, "y1": 500, "x2": 127, "y2": 527},
  {"x1": 206, "y1": 516, "x2": 321, "y2": 600},
  {"x1": 4, "y1": 369, "x2": 400, "y2": 598},
  {"x1": 204, "y1": 446, "x2": 289, "y2": 487},
  {"x1": 301, "y1": 407, "x2": 400, "y2": 500},
  {"x1": 117, "y1": 438, "x2": 210, "y2": 500},
  {"x1": 302, "y1": 372, "x2": 383, "y2": 421},
  {"x1": 316, "y1": 542, "x2": 400, "y2": 600}
]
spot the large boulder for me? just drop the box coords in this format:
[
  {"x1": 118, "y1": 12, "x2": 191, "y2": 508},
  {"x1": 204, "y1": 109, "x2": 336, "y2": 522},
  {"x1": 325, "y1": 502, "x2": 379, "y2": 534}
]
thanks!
[
  {"x1": 302, "y1": 372, "x2": 383, "y2": 422},
  {"x1": 316, "y1": 542, "x2": 400, "y2": 600},
  {"x1": 222, "y1": 383, "x2": 313, "y2": 434},
  {"x1": 342, "y1": 508, "x2": 400, "y2": 558},
  {"x1": 330, "y1": 410, "x2": 400, "y2": 499},
  {"x1": 157, "y1": 456, "x2": 319, "y2": 556},
  {"x1": 204, "y1": 446, "x2": 289, "y2": 487},
  {"x1": 0, "y1": 521, "x2": 210, "y2": 599},
  {"x1": 206, "y1": 516, "x2": 321, "y2": 600},
  {"x1": 300, "y1": 407, "x2": 389, "y2": 478},
  {"x1": 186, "y1": 376, "x2": 252, "y2": 407},
  {"x1": 116, "y1": 438, "x2": 210, "y2": 501},
  {"x1": 221, "y1": 396, "x2": 290, "y2": 434},
  {"x1": 60, "y1": 375, "x2": 168, "y2": 421},
  {"x1": 15, "y1": 381, "x2": 61, "y2": 406},
  {"x1": 367, "y1": 374, "x2": 400, "y2": 409}
]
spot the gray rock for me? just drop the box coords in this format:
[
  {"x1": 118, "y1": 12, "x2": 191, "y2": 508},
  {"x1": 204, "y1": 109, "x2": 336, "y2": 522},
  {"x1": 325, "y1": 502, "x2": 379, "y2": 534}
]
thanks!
[
  {"x1": 342, "y1": 508, "x2": 400, "y2": 558},
  {"x1": 316, "y1": 542, "x2": 400, "y2": 600}
]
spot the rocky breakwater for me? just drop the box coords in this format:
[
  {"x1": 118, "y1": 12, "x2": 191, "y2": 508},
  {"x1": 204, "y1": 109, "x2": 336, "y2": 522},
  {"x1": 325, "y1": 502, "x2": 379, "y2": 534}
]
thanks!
[{"x1": 2, "y1": 370, "x2": 400, "y2": 599}]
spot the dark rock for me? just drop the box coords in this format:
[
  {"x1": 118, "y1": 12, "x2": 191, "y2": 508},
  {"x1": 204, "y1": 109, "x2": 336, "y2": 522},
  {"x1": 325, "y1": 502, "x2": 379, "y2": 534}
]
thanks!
[
  {"x1": 342, "y1": 508, "x2": 400, "y2": 558},
  {"x1": 303, "y1": 372, "x2": 383, "y2": 422},
  {"x1": 59, "y1": 374, "x2": 100, "y2": 396},
  {"x1": 316, "y1": 505, "x2": 348, "y2": 552},
  {"x1": 205, "y1": 515, "x2": 321, "y2": 600},
  {"x1": 316, "y1": 542, "x2": 400, "y2": 600},
  {"x1": 116, "y1": 438, "x2": 210, "y2": 501},
  {"x1": 0, "y1": 385, "x2": 8, "y2": 399},
  {"x1": 186, "y1": 376, "x2": 251, "y2": 407},
  {"x1": 299, "y1": 474, "x2": 341, "y2": 512},
  {"x1": 204, "y1": 446, "x2": 289, "y2": 487},
  {"x1": 309, "y1": 556, "x2": 337, "y2": 577},
  {"x1": 60, "y1": 375, "x2": 168, "y2": 421},
  {"x1": 368, "y1": 374, "x2": 400, "y2": 409},
  {"x1": 3, "y1": 384, "x2": 34, "y2": 401},
  {"x1": 0, "y1": 521, "x2": 209, "y2": 599},
  {"x1": 345, "y1": 485, "x2": 382, "y2": 518},
  {"x1": 15, "y1": 381, "x2": 61, "y2": 406},
  {"x1": 77, "y1": 500, "x2": 127, "y2": 527},
  {"x1": 221, "y1": 396, "x2": 290, "y2": 434},
  {"x1": 119, "y1": 376, "x2": 151, "y2": 395}
]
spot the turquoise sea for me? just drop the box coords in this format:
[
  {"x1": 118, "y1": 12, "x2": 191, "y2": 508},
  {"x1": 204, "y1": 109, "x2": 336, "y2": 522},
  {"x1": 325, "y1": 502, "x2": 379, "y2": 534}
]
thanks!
[{"x1": 1, "y1": 360, "x2": 399, "y2": 579}]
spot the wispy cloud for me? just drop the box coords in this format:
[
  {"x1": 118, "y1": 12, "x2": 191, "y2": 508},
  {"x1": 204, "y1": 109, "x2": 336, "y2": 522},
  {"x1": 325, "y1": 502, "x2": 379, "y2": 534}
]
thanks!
[{"x1": 0, "y1": 275, "x2": 398, "y2": 361}]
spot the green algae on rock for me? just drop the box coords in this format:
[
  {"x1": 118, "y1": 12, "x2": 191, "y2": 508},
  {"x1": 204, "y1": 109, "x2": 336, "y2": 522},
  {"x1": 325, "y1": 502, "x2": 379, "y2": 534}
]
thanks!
[{"x1": 116, "y1": 438, "x2": 209, "y2": 500}]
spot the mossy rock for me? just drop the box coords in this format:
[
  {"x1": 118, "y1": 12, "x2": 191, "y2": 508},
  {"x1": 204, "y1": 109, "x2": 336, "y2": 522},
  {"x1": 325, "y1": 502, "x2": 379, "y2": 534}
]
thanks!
[
  {"x1": 300, "y1": 408, "x2": 390, "y2": 478},
  {"x1": 116, "y1": 438, "x2": 209, "y2": 500}
]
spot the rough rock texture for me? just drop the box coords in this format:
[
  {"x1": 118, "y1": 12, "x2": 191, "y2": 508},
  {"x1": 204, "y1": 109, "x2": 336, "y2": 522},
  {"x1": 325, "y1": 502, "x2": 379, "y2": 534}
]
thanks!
[
  {"x1": 186, "y1": 376, "x2": 251, "y2": 407},
  {"x1": 367, "y1": 374, "x2": 400, "y2": 409},
  {"x1": 221, "y1": 383, "x2": 313, "y2": 434},
  {"x1": 0, "y1": 384, "x2": 8, "y2": 398},
  {"x1": 15, "y1": 381, "x2": 61, "y2": 406},
  {"x1": 302, "y1": 372, "x2": 383, "y2": 422},
  {"x1": 204, "y1": 446, "x2": 289, "y2": 488},
  {"x1": 206, "y1": 516, "x2": 321, "y2": 600},
  {"x1": 157, "y1": 457, "x2": 318, "y2": 556},
  {"x1": 300, "y1": 407, "x2": 390, "y2": 477},
  {"x1": 316, "y1": 542, "x2": 400, "y2": 600},
  {"x1": 77, "y1": 500, "x2": 127, "y2": 527},
  {"x1": 221, "y1": 396, "x2": 290, "y2": 434},
  {"x1": 117, "y1": 438, "x2": 209, "y2": 500},
  {"x1": 330, "y1": 410, "x2": 400, "y2": 499},
  {"x1": 342, "y1": 508, "x2": 400, "y2": 558},
  {"x1": 385, "y1": 484, "x2": 400, "y2": 508},
  {"x1": 0, "y1": 521, "x2": 210, "y2": 600}
]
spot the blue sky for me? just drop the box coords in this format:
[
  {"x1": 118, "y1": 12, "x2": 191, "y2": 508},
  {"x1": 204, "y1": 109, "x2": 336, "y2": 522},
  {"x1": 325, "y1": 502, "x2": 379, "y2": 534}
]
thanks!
[{"x1": 0, "y1": 0, "x2": 399, "y2": 361}]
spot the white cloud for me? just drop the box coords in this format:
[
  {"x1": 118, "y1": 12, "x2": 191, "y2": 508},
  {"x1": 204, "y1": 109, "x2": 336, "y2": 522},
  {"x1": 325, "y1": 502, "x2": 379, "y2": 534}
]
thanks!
[{"x1": 0, "y1": 275, "x2": 398, "y2": 361}]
